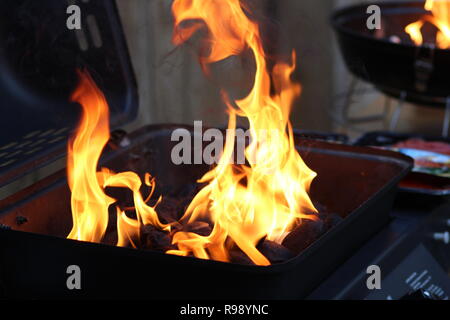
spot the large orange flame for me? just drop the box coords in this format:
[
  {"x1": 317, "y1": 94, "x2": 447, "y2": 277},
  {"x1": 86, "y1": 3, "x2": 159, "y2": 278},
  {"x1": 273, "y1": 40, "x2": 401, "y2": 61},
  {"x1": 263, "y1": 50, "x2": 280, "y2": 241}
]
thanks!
[
  {"x1": 67, "y1": 71, "x2": 115, "y2": 243},
  {"x1": 67, "y1": 71, "x2": 168, "y2": 245},
  {"x1": 405, "y1": 0, "x2": 450, "y2": 49},
  {"x1": 67, "y1": 0, "x2": 318, "y2": 266},
  {"x1": 168, "y1": 0, "x2": 318, "y2": 265}
]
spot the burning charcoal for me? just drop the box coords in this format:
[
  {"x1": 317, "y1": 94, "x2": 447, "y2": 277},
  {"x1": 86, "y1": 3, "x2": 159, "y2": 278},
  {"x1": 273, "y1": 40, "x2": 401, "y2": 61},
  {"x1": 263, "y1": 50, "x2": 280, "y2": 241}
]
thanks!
[
  {"x1": 141, "y1": 225, "x2": 174, "y2": 251},
  {"x1": 324, "y1": 213, "x2": 343, "y2": 231},
  {"x1": 156, "y1": 195, "x2": 196, "y2": 224},
  {"x1": 229, "y1": 249, "x2": 255, "y2": 266},
  {"x1": 313, "y1": 201, "x2": 329, "y2": 215},
  {"x1": 157, "y1": 198, "x2": 182, "y2": 224},
  {"x1": 185, "y1": 221, "x2": 212, "y2": 237},
  {"x1": 257, "y1": 239, "x2": 294, "y2": 264},
  {"x1": 104, "y1": 186, "x2": 134, "y2": 209},
  {"x1": 282, "y1": 219, "x2": 325, "y2": 254}
]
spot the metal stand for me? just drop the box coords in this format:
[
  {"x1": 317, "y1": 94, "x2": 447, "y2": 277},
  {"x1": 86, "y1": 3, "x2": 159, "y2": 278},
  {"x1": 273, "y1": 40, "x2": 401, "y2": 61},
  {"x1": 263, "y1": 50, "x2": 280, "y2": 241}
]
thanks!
[
  {"x1": 389, "y1": 91, "x2": 407, "y2": 131},
  {"x1": 331, "y1": 76, "x2": 391, "y2": 133},
  {"x1": 332, "y1": 77, "x2": 450, "y2": 137},
  {"x1": 442, "y1": 97, "x2": 450, "y2": 138}
]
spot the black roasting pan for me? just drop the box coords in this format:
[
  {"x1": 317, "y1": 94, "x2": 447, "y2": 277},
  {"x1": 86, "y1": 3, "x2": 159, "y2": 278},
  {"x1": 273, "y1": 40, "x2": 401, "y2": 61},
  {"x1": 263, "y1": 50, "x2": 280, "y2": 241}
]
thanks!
[{"x1": 0, "y1": 125, "x2": 412, "y2": 299}]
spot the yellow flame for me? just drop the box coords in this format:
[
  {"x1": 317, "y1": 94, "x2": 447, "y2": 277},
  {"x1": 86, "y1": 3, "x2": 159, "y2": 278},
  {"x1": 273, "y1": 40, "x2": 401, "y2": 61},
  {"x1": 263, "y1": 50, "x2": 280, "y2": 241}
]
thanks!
[
  {"x1": 67, "y1": 71, "x2": 168, "y2": 245},
  {"x1": 102, "y1": 170, "x2": 168, "y2": 230},
  {"x1": 171, "y1": 0, "x2": 318, "y2": 265},
  {"x1": 67, "y1": 0, "x2": 318, "y2": 266},
  {"x1": 405, "y1": 0, "x2": 450, "y2": 48},
  {"x1": 116, "y1": 208, "x2": 140, "y2": 248},
  {"x1": 67, "y1": 71, "x2": 115, "y2": 243}
]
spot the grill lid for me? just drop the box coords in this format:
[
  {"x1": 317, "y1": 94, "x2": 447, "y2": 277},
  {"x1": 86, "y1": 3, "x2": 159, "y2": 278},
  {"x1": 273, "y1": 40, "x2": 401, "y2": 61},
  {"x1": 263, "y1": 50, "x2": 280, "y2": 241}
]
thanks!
[{"x1": 0, "y1": 0, "x2": 138, "y2": 188}]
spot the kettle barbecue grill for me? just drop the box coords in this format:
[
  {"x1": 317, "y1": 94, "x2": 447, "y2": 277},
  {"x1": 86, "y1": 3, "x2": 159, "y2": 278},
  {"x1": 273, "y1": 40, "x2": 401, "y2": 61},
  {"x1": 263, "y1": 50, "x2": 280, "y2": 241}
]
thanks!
[{"x1": 332, "y1": 1, "x2": 450, "y2": 136}]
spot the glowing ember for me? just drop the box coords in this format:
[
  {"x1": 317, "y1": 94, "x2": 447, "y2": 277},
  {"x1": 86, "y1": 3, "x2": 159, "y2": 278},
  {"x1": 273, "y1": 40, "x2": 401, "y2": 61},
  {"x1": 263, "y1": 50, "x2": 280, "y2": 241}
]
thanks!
[
  {"x1": 405, "y1": 0, "x2": 450, "y2": 49},
  {"x1": 67, "y1": 0, "x2": 318, "y2": 266}
]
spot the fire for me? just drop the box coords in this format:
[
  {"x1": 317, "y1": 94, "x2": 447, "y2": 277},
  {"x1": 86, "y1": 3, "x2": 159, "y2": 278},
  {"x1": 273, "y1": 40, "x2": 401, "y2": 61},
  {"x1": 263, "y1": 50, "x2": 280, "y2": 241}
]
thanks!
[
  {"x1": 67, "y1": 71, "x2": 168, "y2": 245},
  {"x1": 67, "y1": 0, "x2": 318, "y2": 266},
  {"x1": 405, "y1": 0, "x2": 450, "y2": 49},
  {"x1": 168, "y1": 0, "x2": 318, "y2": 265},
  {"x1": 66, "y1": 71, "x2": 115, "y2": 243}
]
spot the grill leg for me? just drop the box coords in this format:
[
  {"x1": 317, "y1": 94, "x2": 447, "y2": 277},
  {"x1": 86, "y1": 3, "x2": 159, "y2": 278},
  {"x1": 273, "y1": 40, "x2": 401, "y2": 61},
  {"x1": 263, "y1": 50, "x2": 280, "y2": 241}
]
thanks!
[
  {"x1": 383, "y1": 96, "x2": 392, "y2": 130},
  {"x1": 340, "y1": 76, "x2": 358, "y2": 124},
  {"x1": 442, "y1": 97, "x2": 450, "y2": 138},
  {"x1": 389, "y1": 91, "x2": 407, "y2": 131}
]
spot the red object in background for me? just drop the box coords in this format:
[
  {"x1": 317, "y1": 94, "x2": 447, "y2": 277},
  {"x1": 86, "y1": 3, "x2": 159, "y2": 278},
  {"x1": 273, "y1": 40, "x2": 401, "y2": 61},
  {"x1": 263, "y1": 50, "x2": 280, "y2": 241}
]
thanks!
[
  {"x1": 391, "y1": 139, "x2": 450, "y2": 194},
  {"x1": 393, "y1": 139, "x2": 450, "y2": 156}
]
